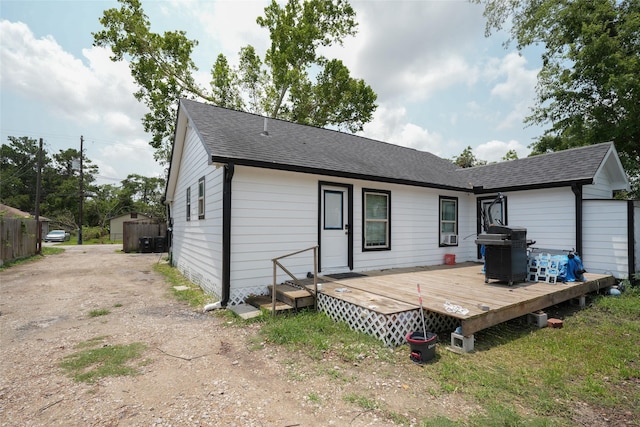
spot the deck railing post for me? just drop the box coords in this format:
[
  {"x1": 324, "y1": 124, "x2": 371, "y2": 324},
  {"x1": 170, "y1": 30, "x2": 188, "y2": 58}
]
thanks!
[
  {"x1": 270, "y1": 245, "x2": 320, "y2": 315},
  {"x1": 313, "y1": 246, "x2": 318, "y2": 311},
  {"x1": 272, "y1": 260, "x2": 277, "y2": 316}
]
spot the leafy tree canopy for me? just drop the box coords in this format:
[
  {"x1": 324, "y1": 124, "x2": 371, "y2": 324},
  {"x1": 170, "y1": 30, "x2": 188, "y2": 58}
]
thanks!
[
  {"x1": 1, "y1": 136, "x2": 165, "y2": 232},
  {"x1": 94, "y1": 0, "x2": 378, "y2": 164},
  {"x1": 476, "y1": 0, "x2": 640, "y2": 197},
  {"x1": 452, "y1": 146, "x2": 488, "y2": 168}
]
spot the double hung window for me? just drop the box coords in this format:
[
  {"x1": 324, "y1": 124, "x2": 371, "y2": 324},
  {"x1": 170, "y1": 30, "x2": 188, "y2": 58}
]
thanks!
[{"x1": 363, "y1": 189, "x2": 390, "y2": 250}]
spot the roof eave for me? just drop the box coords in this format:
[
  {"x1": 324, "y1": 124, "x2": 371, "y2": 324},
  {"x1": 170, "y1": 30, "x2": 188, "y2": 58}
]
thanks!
[
  {"x1": 472, "y1": 178, "x2": 594, "y2": 194},
  {"x1": 211, "y1": 156, "x2": 471, "y2": 192}
]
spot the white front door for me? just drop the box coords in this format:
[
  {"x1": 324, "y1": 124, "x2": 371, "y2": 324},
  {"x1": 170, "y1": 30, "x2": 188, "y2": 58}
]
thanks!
[{"x1": 320, "y1": 185, "x2": 349, "y2": 271}]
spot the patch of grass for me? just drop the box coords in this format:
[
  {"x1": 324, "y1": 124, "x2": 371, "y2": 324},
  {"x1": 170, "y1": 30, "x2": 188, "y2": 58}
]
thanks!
[
  {"x1": 418, "y1": 291, "x2": 640, "y2": 425},
  {"x1": 88, "y1": 308, "x2": 111, "y2": 317},
  {"x1": 259, "y1": 310, "x2": 391, "y2": 362},
  {"x1": 60, "y1": 338, "x2": 147, "y2": 383},
  {"x1": 113, "y1": 303, "x2": 123, "y2": 308},
  {"x1": 307, "y1": 392, "x2": 321, "y2": 404},
  {"x1": 153, "y1": 262, "x2": 215, "y2": 308},
  {"x1": 75, "y1": 336, "x2": 110, "y2": 349},
  {"x1": 0, "y1": 246, "x2": 64, "y2": 270},
  {"x1": 343, "y1": 393, "x2": 378, "y2": 410},
  {"x1": 421, "y1": 404, "x2": 554, "y2": 427}
]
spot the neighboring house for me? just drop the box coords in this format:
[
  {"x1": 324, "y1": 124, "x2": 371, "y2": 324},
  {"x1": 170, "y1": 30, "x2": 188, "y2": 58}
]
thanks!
[
  {"x1": 0, "y1": 204, "x2": 51, "y2": 236},
  {"x1": 108, "y1": 212, "x2": 153, "y2": 241},
  {"x1": 164, "y1": 99, "x2": 635, "y2": 306}
]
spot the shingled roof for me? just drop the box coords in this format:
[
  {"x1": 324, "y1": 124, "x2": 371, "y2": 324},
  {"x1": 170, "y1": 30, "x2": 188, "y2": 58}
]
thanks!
[
  {"x1": 457, "y1": 142, "x2": 615, "y2": 192},
  {"x1": 178, "y1": 99, "x2": 468, "y2": 190},
  {"x1": 175, "y1": 99, "x2": 620, "y2": 193}
]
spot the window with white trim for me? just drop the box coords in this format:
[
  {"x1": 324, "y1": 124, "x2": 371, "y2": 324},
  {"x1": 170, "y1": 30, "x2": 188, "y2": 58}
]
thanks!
[
  {"x1": 198, "y1": 177, "x2": 205, "y2": 219},
  {"x1": 186, "y1": 187, "x2": 191, "y2": 221},
  {"x1": 363, "y1": 189, "x2": 390, "y2": 250},
  {"x1": 439, "y1": 196, "x2": 458, "y2": 246}
]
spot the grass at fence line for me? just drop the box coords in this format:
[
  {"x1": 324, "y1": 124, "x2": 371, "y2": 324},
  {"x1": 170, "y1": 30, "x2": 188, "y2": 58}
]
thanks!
[
  {"x1": 0, "y1": 246, "x2": 64, "y2": 270},
  {"x1": 153, "y1": 262, "x2": 215, "y2": 308}
]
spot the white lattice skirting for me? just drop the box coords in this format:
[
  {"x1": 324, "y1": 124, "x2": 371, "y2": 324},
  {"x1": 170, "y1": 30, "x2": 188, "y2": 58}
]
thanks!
[{"x1": 317, "y1": 293, "x2": 458, "y2": 347}]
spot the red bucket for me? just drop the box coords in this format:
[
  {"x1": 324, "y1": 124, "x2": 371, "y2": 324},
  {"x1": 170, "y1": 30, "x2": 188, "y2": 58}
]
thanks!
[{"x1": 444, "y1": 254, "x2": 456, "y2": 265}]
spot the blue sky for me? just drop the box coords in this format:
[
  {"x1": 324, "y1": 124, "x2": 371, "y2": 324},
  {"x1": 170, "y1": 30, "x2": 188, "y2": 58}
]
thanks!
[{"x1": 1, "y1": 0, "x2": 545, "y2": 186}]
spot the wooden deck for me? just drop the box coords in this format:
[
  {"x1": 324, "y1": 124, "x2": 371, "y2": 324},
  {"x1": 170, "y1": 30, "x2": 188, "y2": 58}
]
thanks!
[{"x1": 305, "y1": 262, "x2": 616, "y2": 346}]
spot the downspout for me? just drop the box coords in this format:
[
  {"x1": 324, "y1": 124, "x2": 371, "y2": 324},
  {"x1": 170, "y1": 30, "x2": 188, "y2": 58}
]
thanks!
[
  {"x1": 627, "y1": 200, "x2": 636, "y2": 278},
  {"x1": 571, "y1": 184, "x2": 583, "y2": 256},
  {"x1": 221, "y1": 162, "x2": 235, "y2": 307},
  {"x1": 162, "y1": 196, "x2": 173, "y2": 264}
]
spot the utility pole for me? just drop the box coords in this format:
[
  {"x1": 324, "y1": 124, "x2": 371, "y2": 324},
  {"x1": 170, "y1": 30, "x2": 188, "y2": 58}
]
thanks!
[
  {"x1": 35, "y1": 138, "x2": 43, "y2": 254},
  {"x1": 78, "y1": 135, "x2": 84, "y2": 245}
]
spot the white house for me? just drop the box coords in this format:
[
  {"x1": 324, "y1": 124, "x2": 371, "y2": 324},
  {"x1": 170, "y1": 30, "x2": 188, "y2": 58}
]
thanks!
[{"x1": 164, "y1": 99, "x2": 635, "y2": 306}]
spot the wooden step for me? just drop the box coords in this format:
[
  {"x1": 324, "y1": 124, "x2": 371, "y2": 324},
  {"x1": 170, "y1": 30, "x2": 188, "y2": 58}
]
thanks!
[
  {"x1": 246, "y1": 295, "x2": 295, "y2": 312},
  {"x1": 268, "y1": 284, "x2": 315, "y2": 309}
]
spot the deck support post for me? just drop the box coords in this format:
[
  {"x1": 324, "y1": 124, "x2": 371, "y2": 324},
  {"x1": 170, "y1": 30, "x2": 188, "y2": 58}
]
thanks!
[
  {"x1": 451, "y1": 333, "x2": 474, "y2": 353},
  {"x1": 527, "y1": 311, "x2": 548, "y2": 328},
  {"x1": 571, "y1": 295, "x2": 587, "y2": 308}
]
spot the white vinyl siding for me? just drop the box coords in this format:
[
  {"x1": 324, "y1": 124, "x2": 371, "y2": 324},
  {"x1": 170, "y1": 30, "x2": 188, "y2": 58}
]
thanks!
[
  {"x1": 170, "y1": 124, "x2": 223, "y2": 297},
  {"x1": 222, "y1": 168, "x2": 478, "y2": 292},
  {"x1": 583, "y1": 199, "x2": 630, "y2": 278},
  {"x1": 506, "y1": 188, "x2": 576, "y2": 250}
]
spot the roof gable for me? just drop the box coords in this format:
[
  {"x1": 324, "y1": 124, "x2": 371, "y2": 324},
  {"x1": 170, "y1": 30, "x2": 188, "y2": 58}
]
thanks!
[{"x1": 457, "y1": 142, "x2": 622, "y2": 192}]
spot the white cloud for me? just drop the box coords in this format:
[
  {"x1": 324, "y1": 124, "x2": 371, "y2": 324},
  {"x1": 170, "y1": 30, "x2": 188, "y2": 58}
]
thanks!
[
  {"x1": 475, "y1": 139, "x2": 531, "y2": 163},
  {"x1": 0, "y1": 19, "x2": 162, "y2": 184},
  {"x1": 360, "y1": 105, "x2": 445, "y2": 156},
  {"x1": 486, "y1": 52, "x2": 539, "y2": 130},
  {"x1": 0, "y1": 20, "x2": 146, "y2": 129},
  {"x1": 339, "y1": 1, "x2": 486, "y2": 103}
]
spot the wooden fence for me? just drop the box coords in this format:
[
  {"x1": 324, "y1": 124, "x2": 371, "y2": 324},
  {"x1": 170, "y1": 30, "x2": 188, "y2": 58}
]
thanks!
[
  {"x1": 123, "y1": 221, "x2": 167, "y2": 253},
  {"x1": 1, "y1": 218, "x2": 38, "y2": 265}
]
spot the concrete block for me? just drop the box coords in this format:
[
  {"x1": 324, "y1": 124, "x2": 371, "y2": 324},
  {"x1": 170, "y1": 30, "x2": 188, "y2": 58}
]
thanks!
[
  {"x1": 528, "y1": 311, "x2": 548, "y2": 328},
  {"x1": 571, "y1": 295, "x2": 586, "y2": 307},
  {"x1": 451, "y1": 332, "x2": 474, "y2": 352}
]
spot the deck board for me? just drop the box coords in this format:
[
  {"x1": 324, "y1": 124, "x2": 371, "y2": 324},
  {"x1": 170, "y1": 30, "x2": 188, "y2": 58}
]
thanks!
[{"x1": 315, "y1": 262, "x2": 615, "y2": 336}]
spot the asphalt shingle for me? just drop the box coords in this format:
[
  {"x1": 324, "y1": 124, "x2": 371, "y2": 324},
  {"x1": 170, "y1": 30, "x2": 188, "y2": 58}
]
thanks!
[{"x1": 179, "y1": 99, "x2": 613, "y2": 192}]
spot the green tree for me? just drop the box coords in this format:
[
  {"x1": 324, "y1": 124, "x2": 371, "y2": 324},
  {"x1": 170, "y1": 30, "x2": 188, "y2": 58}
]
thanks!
[
  {"x1": 93, "y1": 0, "x2": 377, "y2": 163},
  {"x1": 501, "y1": 149, "x2": 519, "y2": 161},
  {"x1": 476, "y1": 0, "x2": 640, "y2": 197},
  {"x1": 120, "y1": 174, "x2": 166, "y2": 219},
  {"x1": 453, "y1": 146, "x2": 487, "y2": 168},
  {"x1": 211, "y1": 54, "x2": 243, "y2": 110},
  {"x1": 0, "y1": 136, "x2": 49, "y2": 212},
  {"x1": 42, "y1": 149, "x2": 99, "y2": 227},
  {"x1": 84, "y1": 184, "x2": 125, "y2": 230}
]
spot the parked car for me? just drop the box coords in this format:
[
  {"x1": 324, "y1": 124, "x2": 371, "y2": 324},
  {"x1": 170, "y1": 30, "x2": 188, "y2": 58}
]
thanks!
[{"x1": 44, "y1": 230, "x2": 71, "y2": 242}]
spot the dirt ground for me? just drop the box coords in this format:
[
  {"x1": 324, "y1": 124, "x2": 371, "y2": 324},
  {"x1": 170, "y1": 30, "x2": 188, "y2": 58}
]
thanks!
[{"x1": 0, "y1": 244, "x2": 479, "y2": 426}]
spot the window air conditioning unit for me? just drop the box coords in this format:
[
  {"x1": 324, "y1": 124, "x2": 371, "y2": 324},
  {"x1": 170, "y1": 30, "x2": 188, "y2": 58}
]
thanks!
[{"x1": 442, "y1": 234, "x2": 458, "y2": 245}]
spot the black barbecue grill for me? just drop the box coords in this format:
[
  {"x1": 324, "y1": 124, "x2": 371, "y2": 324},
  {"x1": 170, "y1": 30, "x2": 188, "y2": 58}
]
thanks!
[
  {"x1": 475, "y1": 193, "x2": 533, "y2": 285},
  {"x1": 476, "y1": 225, "x2": 529, "y2": 285}
]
